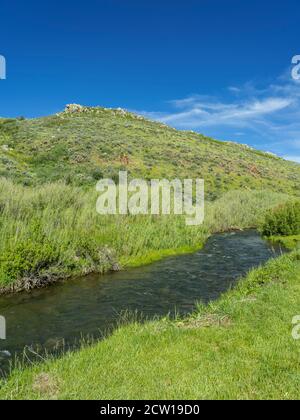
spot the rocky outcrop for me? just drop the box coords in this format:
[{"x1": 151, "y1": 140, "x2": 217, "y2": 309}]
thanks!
[
  {"x1": 64, "y1": 104, "x2": 86, "y2": 113},
  {"x1": 61, "y1": 103, "x2": 148, "y2": 121}
]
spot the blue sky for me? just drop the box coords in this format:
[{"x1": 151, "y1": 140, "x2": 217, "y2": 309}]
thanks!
[{"x1": 0, "y1": 0, "x2": 300, "y2": 162}]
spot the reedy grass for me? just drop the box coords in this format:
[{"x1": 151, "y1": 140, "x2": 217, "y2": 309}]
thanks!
[{"x1": 0, "y1": 178, "x2": 291, "y2": 289}]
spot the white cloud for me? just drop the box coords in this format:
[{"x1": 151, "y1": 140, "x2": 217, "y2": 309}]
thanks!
[
  {"x1": 283, "y1": 155, "x2": 300, "y2": 163},
  {"x1": 138, "y1": 74, "x2": 300, "y2": 158},
  {"x1": 153, "y1": 96, "x2": 292, "y2": 129}
]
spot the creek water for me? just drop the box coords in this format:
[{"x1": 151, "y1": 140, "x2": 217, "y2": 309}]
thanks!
[{"x1": 0, "y1": 230, "x2": 284, "y2": 372}]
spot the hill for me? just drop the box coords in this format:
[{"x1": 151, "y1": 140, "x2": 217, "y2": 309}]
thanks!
[
  {"x1": 0, "y1": 105, "x2": 299, "y2": 291},
  {"x1": 0, "y1": 104, "x2": 299, "y2": 199}
]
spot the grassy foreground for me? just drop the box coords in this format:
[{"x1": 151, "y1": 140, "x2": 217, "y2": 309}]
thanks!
[{"x1": 1, "y1": 250, "x2": 300, "y2": 400}]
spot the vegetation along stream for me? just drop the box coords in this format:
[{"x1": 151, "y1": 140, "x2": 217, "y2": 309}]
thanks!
[{"x1": 0, "y1": 230, "x2": 285, "y2": 373}]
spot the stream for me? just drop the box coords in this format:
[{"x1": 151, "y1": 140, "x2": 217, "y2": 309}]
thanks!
[{"x1": 0, "y1": 230, "x2": 284, "y2": 372}]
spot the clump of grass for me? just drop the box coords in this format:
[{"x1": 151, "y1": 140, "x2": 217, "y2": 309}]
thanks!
[
  {"x1": 260, "y1": 200, "x2": 300, "y2": 236},
  {"x1": 268, "y1": 235, "x2": 300, "y2": 250}
]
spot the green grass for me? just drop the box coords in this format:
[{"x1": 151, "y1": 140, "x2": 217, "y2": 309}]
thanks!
[
  {"x1": 260, "y1": 200, "x2": 300, "y2": 237},
  {"x1": 259, "y1": 200, "x2": 300, "y2": 250},
  {"x1": 269, "y1": 235, "x2": 300, "y2": 250},
  {"x1": 1, "y1": 250, "x2": 300, "y2": 400},
  {"x1": 0, "y1": 179, "x2": 290, "y2": 290}
]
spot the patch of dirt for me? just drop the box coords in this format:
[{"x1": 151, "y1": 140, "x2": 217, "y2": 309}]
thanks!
[
  {"x1": 32, "y1": 373, "x2": 60, "y2": 398},
  {"x1": 237, "y1": 296, "x2": 257, "y2": 303},
  {"x1": 177, "y1": 314, "x2": 232, "y2": 329},
  {"x1": 0, "y1": 273, "x2": 64, "y2": 295}
]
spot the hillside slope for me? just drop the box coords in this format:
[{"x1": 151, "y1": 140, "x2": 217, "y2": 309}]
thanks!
[{"x1": 0, "y1": 105, "x2": 299, "y2": 199}]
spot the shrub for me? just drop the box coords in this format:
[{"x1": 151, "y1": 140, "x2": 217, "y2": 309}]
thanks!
[
  {"x1": 0, "y1": 239, "x2": 60, "y2": 285},
  {"x1": 260, "y1": 201, "x2": 300, "y2": 237}
]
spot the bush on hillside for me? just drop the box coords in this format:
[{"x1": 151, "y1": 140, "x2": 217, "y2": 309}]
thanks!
[{"x1": 261, "y1": 201, "x2": 300, "y2": 237}]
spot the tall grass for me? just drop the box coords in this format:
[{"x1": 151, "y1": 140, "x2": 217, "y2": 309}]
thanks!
[
  {"x1": 0, "y1": 178, "x2": 290, "y2": 288},
  {"x1": 260, "y1": 200, "x2": 300, "y2": 236}
]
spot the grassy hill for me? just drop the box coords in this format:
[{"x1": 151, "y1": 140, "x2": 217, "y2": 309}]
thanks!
[
  {"x1": 0, "y1": 105, "x2": 299, "y2": 291},
  {"x1": 0, "y1": 105, "x2": 299, "y2": 199}
]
